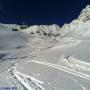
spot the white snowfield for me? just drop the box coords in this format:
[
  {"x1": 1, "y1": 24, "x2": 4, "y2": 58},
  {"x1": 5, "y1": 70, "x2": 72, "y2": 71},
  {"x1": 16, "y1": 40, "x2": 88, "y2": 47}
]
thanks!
[{"x1": 0, "y1": 5, "x2": 90, "y2": 90}]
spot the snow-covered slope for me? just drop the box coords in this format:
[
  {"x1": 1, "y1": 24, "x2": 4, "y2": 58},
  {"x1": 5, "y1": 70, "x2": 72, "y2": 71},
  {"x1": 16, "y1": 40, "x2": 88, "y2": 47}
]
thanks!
[{"x1": 0, "y1": 5, "x2": 90, "y2": 90}]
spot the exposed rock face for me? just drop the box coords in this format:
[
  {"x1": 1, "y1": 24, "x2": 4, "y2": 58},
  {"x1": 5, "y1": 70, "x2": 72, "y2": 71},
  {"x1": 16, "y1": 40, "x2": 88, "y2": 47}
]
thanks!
[{"x1": 78, "y1": 5, "x2": 90, "y2": 22}]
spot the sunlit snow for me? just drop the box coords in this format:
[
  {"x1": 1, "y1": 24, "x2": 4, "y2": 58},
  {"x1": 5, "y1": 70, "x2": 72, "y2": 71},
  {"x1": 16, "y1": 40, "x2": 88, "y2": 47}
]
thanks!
[{"x1": 0, "y1": 5, "x2": 90, "y2": 90}]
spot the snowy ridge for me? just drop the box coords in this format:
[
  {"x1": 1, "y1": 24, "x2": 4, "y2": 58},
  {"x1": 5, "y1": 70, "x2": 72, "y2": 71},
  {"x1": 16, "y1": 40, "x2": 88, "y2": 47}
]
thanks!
[
  {"x1": 78, "y1": 5, "x2": 90, "y2": 22},
  {"x1": 0, "y1": 23, "x2": 20, "y2": 29},
  {"x1": 22, "y1": 24, "x2": 61, "y2": 41}
]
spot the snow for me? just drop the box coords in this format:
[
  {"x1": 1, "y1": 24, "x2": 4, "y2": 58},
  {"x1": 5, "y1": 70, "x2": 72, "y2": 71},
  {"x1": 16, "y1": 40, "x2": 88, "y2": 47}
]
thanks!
[{"x1": 0, "y1": 5, "x2": 90, "y2": 90}]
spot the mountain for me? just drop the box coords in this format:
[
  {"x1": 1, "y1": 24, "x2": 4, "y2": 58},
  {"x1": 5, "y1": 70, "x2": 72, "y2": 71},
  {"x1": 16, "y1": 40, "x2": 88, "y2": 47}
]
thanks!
[{"x1": 0, "y1": 5, "x2": 90, "y2": 90}]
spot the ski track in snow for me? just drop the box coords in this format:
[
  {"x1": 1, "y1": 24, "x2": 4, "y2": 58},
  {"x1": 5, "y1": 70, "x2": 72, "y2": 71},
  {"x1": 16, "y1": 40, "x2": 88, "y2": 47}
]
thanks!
[
  {"x1": 27, "y1": 60, "x2": 90, "y2": 80},
  {"x1": 80, "y1": 84, "x2": 87, "y2": 90},
  {"x1": 10, "y1": 68, "x2": 45, "y2": 90}
]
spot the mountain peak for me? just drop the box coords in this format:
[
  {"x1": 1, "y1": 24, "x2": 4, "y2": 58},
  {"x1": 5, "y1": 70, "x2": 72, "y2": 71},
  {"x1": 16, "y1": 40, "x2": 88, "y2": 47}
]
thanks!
[
  {"x1": 85, "y1": 5, "x2": 90, "y2": 9},
  {"x1": 78, "y1": 5, "x2": 90, "y2": 22}
]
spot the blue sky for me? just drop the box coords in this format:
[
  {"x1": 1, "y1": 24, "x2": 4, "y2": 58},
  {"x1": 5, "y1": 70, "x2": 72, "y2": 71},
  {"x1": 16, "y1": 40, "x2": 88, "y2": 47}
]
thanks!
[{"x1": 0, "y1": 0, "x2": 90, "y2": 25}]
